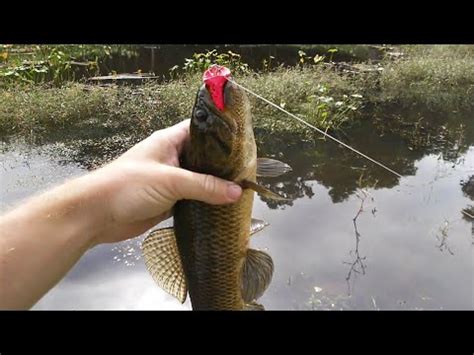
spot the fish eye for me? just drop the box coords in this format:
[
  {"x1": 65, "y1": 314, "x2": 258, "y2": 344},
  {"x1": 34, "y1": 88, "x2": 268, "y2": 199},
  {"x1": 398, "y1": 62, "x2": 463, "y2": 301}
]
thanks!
[{"x1": 194, "y1": 109, "x2": 208, "y2": 122}]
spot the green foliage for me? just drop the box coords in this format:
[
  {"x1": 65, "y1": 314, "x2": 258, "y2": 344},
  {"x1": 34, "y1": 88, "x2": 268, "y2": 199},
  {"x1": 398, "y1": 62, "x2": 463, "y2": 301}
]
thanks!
[
  {"x1": 297, "y1": 47, "x2": 340, "y2": 66},
  {"x1": 327, "y1": 48, "x2": 338, "y2": 62},
  {"x1": 262, "y1": 55, "x2": 276, "y2": 72},
  {"x1": 297, "y1": 50, "x2": 326, "y2": 66},
  {"x1": 302, "y1": 87, "x2": 364, "y2": 131},
  {"x1": 176, "y1": 50, "x2": 249, "y2": 75},
  {"x1": 0, "y1": 45, "x2": 138, "y2": 86},
  {"x1": 239, "y1": 66, "x2": 364, "y2": 137}
]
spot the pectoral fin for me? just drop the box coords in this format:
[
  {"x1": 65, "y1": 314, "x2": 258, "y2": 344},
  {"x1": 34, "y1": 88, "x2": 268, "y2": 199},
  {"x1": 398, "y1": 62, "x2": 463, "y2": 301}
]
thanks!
[
  {"x1": 257, "y1": 158, "x2": 292, "y2": 177},
  {"x1": 241, "y1": 180, "x2": 290, "y2": 201},
  {"x1": 241, "y1": 248, "x2": 274, "y2": 303},
  {"x1": 244, "y1": 301, "x2": 265, "y2": 311},
  {"x1": 141, "y1": 227, "x2": 187, "y2": 303},
  {"x1": 250, "y1": 218, "x2": 269, "y2": 236}
]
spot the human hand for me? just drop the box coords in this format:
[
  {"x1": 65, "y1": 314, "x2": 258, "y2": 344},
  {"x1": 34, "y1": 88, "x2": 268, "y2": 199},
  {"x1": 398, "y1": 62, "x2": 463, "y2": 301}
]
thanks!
[{"x1": 88, "y1": 119, "x2": 242, "y2": 245}]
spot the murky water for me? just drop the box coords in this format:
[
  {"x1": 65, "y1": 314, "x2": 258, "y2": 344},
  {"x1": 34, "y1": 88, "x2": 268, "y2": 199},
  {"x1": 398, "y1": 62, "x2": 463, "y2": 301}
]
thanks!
[{"x1": 1, "y1": 110, "x2": 472, "y2": 310}]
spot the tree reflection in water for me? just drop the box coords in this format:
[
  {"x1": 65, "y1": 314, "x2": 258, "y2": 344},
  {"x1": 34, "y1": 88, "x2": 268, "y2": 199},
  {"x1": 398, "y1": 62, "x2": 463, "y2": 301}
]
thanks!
[
  {"x1": 255, "y1": 109, "x2": 472, "y2": 211},
  {"x1": 343, "y1": 188, "x2": 372, "y2": 295},
  {"x1": 460, "y1": 175, "x2": 474, "y2": 243}
]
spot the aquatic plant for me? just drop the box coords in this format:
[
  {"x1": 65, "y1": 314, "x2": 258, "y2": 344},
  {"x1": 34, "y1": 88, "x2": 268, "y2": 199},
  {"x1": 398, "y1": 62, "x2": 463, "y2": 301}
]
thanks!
[{"x1": 173, "y1": 49, "x2": 250, "y2": 76}]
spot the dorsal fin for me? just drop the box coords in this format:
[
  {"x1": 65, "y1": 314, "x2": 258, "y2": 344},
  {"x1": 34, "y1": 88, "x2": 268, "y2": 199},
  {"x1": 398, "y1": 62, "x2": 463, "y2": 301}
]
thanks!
[{"x1": 257, "y1": 157, "x2": 292, "y2": 177}]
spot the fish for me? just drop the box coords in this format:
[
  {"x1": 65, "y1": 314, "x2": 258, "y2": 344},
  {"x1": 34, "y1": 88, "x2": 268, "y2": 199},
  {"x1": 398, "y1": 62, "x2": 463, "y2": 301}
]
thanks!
[{"x1": 141, "y1": 65, "x2": 292, "y2": 310}]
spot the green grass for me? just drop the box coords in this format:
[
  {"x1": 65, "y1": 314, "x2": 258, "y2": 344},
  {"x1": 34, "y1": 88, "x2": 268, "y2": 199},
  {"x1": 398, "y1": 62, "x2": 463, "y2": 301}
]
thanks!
[
  {"x1": 0, "y1": 67, "x2": 367, "y2": 140},
  {"x1": 0, "y1": 84, "x2": 113, "y2": 135},
  {"x1": 376, "y1": 45, "x2": 474, "y2": 110}
]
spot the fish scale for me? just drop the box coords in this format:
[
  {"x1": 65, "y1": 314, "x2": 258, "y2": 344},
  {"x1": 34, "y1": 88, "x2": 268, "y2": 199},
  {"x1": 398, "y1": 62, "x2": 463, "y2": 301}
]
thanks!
[{"x1": 174, "y1": 188, "x2": 254, "y2": 310}]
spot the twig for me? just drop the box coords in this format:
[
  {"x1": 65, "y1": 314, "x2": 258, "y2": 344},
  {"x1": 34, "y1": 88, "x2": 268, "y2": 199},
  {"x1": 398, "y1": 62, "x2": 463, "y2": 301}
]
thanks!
[
  {"x1": 345, "y1": 189, "x2": 369, "y2": 295},
  {"x1": 436, "y1": 220, "x2": 454, "y2": 255},
  {"x1": 461, "y1": 210, "x2": 474, "y2": 219}
]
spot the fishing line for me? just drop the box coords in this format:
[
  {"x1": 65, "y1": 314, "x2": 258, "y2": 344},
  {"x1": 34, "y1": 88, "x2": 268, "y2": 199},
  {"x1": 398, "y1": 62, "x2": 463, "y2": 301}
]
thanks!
[{"x1": 227, "y1": 78, "x2": 403, "y2": 179}]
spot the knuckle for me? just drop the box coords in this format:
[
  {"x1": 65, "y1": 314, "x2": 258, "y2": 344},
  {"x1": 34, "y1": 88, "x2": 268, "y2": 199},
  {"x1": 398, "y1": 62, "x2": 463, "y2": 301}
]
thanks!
[{"x1": 202, "y1": 174, "x2": 217, "y2": 194}]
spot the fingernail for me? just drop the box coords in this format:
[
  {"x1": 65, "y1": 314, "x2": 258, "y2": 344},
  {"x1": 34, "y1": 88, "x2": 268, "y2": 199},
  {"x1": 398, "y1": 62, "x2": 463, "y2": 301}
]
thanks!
[{"x1": 227, "y1": 184, "x2": 242, "y2": 201}]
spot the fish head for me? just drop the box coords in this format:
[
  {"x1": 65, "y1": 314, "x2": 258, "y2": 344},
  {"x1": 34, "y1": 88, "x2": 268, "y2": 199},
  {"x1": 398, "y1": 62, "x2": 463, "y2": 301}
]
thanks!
[{"x1": 188, "y1": 66, "x2": 255, "y2": 179}]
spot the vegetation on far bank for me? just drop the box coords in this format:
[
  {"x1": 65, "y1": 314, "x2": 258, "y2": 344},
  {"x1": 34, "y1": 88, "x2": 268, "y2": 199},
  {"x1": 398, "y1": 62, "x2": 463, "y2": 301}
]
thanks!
[
  {"x1": 0, "y1": 45, "x2": 138, "y2": 85},
  {"x1": 377, "y1": 45, "x2": 474, "y2": 111},
  {"x1": 0, "y1": 45, "x2": 473, "y2": 142},
  {"x1": 0, "y1": 66, "x2": 366, "y2": 139}
]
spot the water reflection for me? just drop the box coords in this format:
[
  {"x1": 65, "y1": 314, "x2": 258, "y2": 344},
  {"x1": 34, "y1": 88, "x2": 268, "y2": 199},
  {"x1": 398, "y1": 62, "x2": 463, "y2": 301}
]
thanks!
[
  {"x1": 460, "y1": 174, "x2": 474, "y2": 243},
  {"x1": 461, "y1": 175, "x2": 474, "y2": 200},
  {"x1": 343, "y1": 187, "x2": 375, "y2": 295},
  {"x1": 435, "y1": 220, "x2": 455, "y2": 255},
  {"x1": 255, "y1": 109, "x2": 473, "y2": 210}
]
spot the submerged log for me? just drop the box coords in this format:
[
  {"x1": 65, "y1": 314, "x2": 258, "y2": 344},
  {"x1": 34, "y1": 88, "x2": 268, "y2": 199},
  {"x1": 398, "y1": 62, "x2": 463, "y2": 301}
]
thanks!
[
  {"x1": 68, "y1": 61, "x2": 97, "y2": 67},
  {"x1": 323, "y1": 61, "x2": 384, "y2": 75},
  {"x1": 88, "y1": 73, "x2": 159, "y2": 81},
  {"x1": 88, "y1": 73, "x2": 160, "y2": 85}
]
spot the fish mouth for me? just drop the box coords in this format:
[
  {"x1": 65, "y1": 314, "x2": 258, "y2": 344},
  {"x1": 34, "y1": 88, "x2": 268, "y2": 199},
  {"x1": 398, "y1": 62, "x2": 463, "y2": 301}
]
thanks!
[{"x1": 193, "y1": 82, "x2": 236, "y2": 135}]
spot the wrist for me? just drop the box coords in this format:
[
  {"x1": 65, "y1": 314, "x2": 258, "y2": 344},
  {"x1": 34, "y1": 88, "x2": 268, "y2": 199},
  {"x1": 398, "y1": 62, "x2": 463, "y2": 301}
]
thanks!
[{"x1": 67, "y1": 171, "x2": 114, "y2": 247}]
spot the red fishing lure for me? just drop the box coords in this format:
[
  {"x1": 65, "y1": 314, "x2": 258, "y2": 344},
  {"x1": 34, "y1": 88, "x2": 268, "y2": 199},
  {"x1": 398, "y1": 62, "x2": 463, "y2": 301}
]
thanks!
[{"x1": 203, "y1": 65, "x2": 232, "y2": 111}]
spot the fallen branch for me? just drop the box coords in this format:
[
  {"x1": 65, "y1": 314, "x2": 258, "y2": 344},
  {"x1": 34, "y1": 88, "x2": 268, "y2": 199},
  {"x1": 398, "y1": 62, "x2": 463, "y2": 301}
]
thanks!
[{"x1": 461, "y1": 209, "x2": 474, "y2": 219}]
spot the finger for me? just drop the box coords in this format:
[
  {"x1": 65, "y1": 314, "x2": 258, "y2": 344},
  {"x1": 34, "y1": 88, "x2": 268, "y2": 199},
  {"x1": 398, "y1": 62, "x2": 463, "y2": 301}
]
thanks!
[
  {"x1": 157, "y1": 119, "x2": 190, "y2": 156},
  {"x1": 123, "y1": 120, "x2": 189, "y2": 165},
  {"x1": 168, "y1": 167, "x2": 242, "y2": 205}
]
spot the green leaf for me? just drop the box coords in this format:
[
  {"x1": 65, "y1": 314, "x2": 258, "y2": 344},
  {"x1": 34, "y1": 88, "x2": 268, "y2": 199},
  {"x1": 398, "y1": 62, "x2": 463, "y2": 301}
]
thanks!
[{"x1": 313, "y1": 54, "x2": 325, "y2": 64}]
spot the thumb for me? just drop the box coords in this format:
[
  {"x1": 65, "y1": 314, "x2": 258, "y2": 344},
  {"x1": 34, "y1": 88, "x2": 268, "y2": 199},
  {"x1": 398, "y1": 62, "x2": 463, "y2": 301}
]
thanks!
[{"x1": 169, "y1": 167, "x2": 242, "y2": 205}]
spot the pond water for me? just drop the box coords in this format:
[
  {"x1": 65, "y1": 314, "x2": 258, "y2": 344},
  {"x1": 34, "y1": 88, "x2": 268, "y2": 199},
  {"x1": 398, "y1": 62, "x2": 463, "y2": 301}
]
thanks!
[{"x1": 1, "y1": 110, "x2": 472, "y2": 310}]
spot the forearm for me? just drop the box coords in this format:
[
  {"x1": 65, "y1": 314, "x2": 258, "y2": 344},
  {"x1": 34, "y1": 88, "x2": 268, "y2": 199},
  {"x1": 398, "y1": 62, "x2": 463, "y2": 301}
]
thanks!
[{"x1": 0, "y1": 172, "x2": 108, "y2": 309}]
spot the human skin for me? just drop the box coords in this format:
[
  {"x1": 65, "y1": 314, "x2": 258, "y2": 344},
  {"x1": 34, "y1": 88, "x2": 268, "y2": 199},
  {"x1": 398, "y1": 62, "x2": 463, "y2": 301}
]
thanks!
[{"x1": 0, "y1": 119, "x2": 242, "y2": 309}]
